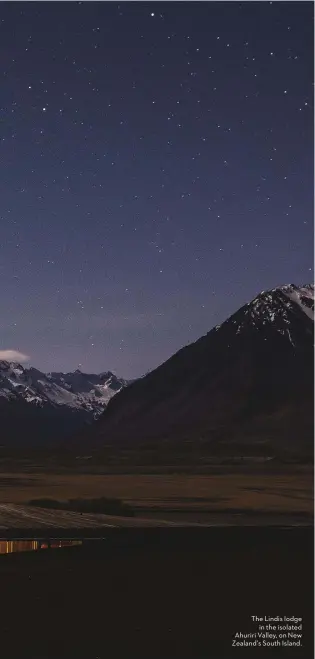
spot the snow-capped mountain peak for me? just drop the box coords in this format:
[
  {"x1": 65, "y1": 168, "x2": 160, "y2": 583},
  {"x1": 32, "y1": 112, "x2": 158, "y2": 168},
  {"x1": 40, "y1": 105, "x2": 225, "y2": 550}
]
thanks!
[
  {"x1": 80, "y1": 282, "x2": 313, "y2": 457},
  {"x1": 228, "y1": 283, "x2": 314, "y2": 339},
  {"x1": 0, "y1": 362, "x2": 127, "y2": 417}
]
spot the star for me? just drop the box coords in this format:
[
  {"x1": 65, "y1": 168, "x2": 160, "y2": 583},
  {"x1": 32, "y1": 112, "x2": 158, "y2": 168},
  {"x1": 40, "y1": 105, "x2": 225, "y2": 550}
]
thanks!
[{"x1": 0, "y1": 1, "x2": 310, "y2": 380}]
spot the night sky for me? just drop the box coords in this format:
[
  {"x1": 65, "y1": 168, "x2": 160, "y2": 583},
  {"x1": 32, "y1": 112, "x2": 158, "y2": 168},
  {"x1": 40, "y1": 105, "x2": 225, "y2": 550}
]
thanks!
[{"x1": 0, "y1": 2, "x2": 313, "y2": 379}]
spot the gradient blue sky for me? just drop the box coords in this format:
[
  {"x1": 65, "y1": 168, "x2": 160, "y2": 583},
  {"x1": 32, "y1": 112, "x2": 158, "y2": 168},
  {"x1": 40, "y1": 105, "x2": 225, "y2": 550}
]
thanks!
[{"x1": 0, "y1": 1, "x2": 313, "y2": 378}]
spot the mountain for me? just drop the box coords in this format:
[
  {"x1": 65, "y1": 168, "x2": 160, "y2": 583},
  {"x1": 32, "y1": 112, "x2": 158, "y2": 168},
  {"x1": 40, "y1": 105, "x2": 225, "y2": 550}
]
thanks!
[
  {"x1": 0, "y1": 363, "x2": 128, "y2": 446},
  {"x1": 78, "y1": 284, "x2": 314, "y2": 461}
]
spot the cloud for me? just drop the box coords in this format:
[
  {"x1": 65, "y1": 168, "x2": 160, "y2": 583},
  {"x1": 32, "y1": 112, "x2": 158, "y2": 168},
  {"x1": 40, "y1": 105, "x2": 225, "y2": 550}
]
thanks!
[{"x1": 0, "y1": 349, "x2": 30, "y2": 363}]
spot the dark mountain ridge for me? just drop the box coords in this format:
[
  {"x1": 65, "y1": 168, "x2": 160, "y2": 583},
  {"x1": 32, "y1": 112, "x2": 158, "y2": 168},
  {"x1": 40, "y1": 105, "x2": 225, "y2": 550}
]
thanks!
[{"x1": 77, "y1": 284, "x2": 314, "y2": 460}]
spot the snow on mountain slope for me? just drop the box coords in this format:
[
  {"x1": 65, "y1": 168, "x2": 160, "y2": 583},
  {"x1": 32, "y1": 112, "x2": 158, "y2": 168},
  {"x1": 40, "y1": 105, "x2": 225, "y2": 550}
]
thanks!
[
  {"x1": 0, "y1": 362, "x2": 127, "y2": 418},
  {"x1": 281, "y1": 284, "x2": 314, "y2": 321},
  {"x1": 220, "y1": 283, "x2": 314, "y2": 341}
]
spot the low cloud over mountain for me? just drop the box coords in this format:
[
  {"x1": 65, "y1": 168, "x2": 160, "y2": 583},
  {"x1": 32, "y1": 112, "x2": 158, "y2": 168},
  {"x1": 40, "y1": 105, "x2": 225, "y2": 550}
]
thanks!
[{"x1": 0, "y1": 350, "x2": 30, "y2": 363}]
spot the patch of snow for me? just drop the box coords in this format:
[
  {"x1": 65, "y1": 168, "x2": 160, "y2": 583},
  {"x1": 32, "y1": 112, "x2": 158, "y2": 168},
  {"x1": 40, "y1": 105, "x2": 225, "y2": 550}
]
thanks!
[
  {"x1": 286, "y1": 329, "x2": 295, "y2": 346},
  {"x1": 282, "y1": 288, "x2": 314, "y2": 321}
]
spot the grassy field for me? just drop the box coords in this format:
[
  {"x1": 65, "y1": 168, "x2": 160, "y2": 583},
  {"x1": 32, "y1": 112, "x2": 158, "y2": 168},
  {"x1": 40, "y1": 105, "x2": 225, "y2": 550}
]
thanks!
[{"x1": 0, "y1": 468, "x2": 312, "y2": 515}]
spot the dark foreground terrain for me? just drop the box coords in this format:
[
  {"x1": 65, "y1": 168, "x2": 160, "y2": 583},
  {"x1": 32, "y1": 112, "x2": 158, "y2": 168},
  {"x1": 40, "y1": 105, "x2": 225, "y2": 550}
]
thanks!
[{"x1": 0, "y1": 527, "x2": 313, "y2": 659}]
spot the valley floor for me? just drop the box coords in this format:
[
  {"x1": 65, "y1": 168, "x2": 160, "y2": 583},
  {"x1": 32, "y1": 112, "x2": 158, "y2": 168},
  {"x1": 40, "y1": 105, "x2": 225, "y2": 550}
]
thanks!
[{"x1": 0, "y1": 466, "x2": 312, "y2": 525}]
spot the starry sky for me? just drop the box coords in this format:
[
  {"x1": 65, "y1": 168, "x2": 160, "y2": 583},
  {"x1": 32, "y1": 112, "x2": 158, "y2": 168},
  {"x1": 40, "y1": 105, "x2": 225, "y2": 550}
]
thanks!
[{"x1": 0, "y1": 1, "x2": 313, "y2": 379}]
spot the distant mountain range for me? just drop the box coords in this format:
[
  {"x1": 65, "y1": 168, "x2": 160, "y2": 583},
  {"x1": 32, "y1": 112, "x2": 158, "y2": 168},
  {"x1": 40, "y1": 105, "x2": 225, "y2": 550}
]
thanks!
[
  {"x1": 76, "y1": 284, "x2": 314, "y2": 462},
  {"x1": 0, "y1": 364, "x2": 129, "y2": 445}
]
